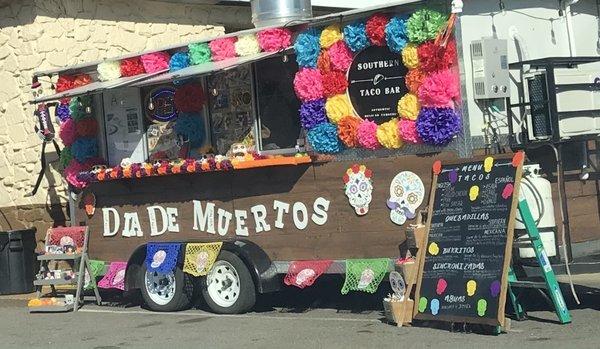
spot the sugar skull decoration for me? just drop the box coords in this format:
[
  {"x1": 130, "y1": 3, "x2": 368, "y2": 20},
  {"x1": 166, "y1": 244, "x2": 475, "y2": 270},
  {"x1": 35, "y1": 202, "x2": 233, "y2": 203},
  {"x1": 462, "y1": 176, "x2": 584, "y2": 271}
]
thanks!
[
  {"x1": 151, "y1": 250, "x2": 167, "y2": 269},
  {"x1": 112, "y1": 269, "x2": 126, "y2": 286},
  {"x1": 357, "y1": 268, "x2": 375, "y2": 290},
  {"x1": 195, "y1": 251, "x2": 210, "y2": 273},
  {"x1": 343, "y1": 164, "x2": 373, "y2": 216},
  {"x1": 59, "y1": 235, "x2": 75, "y2": 247},
  {"x1": 295, "y1": 268, "x2": 316, "y2": 286},
  {"x1": 386, "y1": 171, "x2": 425, "y2": 225}
]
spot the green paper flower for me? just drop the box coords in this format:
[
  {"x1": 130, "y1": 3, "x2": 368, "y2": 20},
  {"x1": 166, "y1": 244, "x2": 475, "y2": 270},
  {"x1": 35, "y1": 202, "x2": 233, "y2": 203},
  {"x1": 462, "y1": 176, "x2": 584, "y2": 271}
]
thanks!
[
  {"x1": 60, "y1": 146, "x2": 73, "y2": 168},
  {"x1": 407, "y1": 9, "x2": 447, "y2": 44},
  {"x1": 69, "y1": 96, "x2": 93, "y2": 121},
  {"x1": 188, "y1": 42, "x2": 212, "y2": 65}
]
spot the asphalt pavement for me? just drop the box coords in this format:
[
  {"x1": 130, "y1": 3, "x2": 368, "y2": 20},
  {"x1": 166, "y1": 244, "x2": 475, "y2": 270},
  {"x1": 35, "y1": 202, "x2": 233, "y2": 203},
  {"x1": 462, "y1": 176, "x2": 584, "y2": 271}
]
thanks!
[{"x1": 1, "y1": 274, "x2": 599, "y2": 349}]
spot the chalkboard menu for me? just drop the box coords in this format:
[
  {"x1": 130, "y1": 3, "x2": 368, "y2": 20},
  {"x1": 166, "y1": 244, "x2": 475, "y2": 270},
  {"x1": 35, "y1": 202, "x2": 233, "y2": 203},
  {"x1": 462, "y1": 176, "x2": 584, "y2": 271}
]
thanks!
[{"x1": 414, "y1": 154, "x2": 524, "y2": 326}]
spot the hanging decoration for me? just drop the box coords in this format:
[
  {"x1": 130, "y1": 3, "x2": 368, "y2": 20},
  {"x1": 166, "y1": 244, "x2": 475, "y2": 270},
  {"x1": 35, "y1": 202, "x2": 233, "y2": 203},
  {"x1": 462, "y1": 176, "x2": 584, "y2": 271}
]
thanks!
[
  {"x1": 284, "y1": 260, "x2": 333, "y2": 289},
  {"x1": 209, "y1": 37, "x2": 237, "y2": 61},
  {"x1": 416, "y1": 107, "x2": 461, "y2": 146},
  {"x1": 299, "y1": 99, "x2": 327, "y2": 130},
  {"x1": 84, "y1": 259, "x2": 106, "y2": 290},
  {"x1": 257, "y1": 28, "x2": 292, "y2": 52},
  {"x1": 182, "y1": 242, "x2": 222, "y2": 277},
  {"x1": 398, "y1": 119, "x2": 422, "y2": 144},
  {"x1": 55, "y1": 100, "x2": 71, "y2": 124},
  {"x1": 316, "y1": 50, "x2": 332, "y2": 74},
  {"x1": 55, "y1": 74, "x2": 91, "y2": 93},
  {"x1": 294, "y1": 28, "x2": 321, "y2": 68},
  {"x1": 341, "y1": 258, "x2": 389, "y2": 294},
  {"x1": 337, "y1": 116, "x2": 361, "y2": 148},
  {"x1": 120, "y1": 57, "x2": 146, "y2": 77},
  {"x1": 59, "y1": 146, "x2": 73, "y2": 168},
  {"x1": 98, "y1": 261, "x2": 127, "y2": 290},
  {"x1": 97, "y1": 61, "x2": 122, "y2": 81},
  {"x1": 376, "y1": 119, "x2": 403, "y2": 149},
  {"x1": 307, "y1": 122, "x2": 343, "y2": 154},
  {"x1": 342, "y1": 164, "x2": 373, "y2": 216},
  {"x1": 293, "y1": 68, "x2": 324, "y2": 102},
  {"x1": 169, "y1": 52, "x2": 190, "y2": 72},
  {"x1": 145, "y1": 243, "x2": 181, "y2": 274},
  {"x1": 174, "y1": 112, "x2": 205, "y2": 148},
  {"x1": 320, "y1": 24, "x2": 343, "y2": 49},
  {"x1": 174, "y1": 83, "x2": 206, "y2": 112},
  {"x1": 357, "y1": 119, "x2": 380, "y2": 150},
  {"x1": 325, "y1": 94, "x2": 352, "y2": 124},
  {"x1": 406, "y1": 9, "x2": 447, "y2": 44},
  {"x1": 83, "y1": 192, "x2": 96, "y2": 217},
  {"x1": 405, "y1": 68, "x2": 425, "y2": 94},
  {"x1": 235, "y1": 34, "x2": 261, "y2": 56},
  {"x1": 387, "y1": 171, "x2": 425, "y2": 225},
  {"x1": 188, "y1": 42, "x2": 212, "y2": 65},
  {"x1": 141, "y1": 52, "x2": 171, "y2": 73},
  {"x1": 385, "y1": 16, "x2": 409, "y2": 53},
  {"x1": 343, "y1": 21, "x2": 370, "y2": 52},
  {"x1": 328, "y1": 40, "x2": 353, "y2": 72},
  {"x1": 397, "y1": 93, "x2": 420, "y2": 120},
  {"x1": 322, "y1": 71, "x2": 348, "y2": 97},
  {"x1": 418, "y1": 68, "x2": 460, "y2": 107},
  {"x1": 59, "y1": 118, "x2": 76, "y2": 146},
  {"x1": 365, "y1": 13, "x2": 389, "y2": 46}
]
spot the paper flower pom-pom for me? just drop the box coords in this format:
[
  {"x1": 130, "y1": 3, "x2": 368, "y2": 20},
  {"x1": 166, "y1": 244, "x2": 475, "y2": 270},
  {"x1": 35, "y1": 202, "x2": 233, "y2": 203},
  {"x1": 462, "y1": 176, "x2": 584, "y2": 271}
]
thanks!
[
  {"x1": 73, "y1": 75, "x2": 91, "y2": 88},
  {"x1": 397, "y1": 93, "x2": 420, "y2": 120},
  {"x1": 71, "y1": 137, "x2": 98, "y2": 163},
  {"x1": 307, "y1": 122, "x2": 342, "y2": 153},
  {"x1": 402, "y1": 43, "x2": 419, "y2": 69},
  {"x1": 385, "y1": 16, "x2": 409, "y2": 53},
  {"x1": 174, "y1": 83, "x2": 206, "y2": 112},
  {"x1": 235, "y1": 34, "x2": 261, "y2": 56},
  {"x1": 325, "y1": 94, "x2": 353, "y2": 124},
  {"x1": 55, "y1": 75, "x2": 75, "y2": 92},
  {"x1": 405, "y1": 68, "x2": 425, "y2": 94},
  {"x1": 69, "y1": 96, "x2": 92, "y2": 121},
  {"x1": 294, "y1": 29, "x2": 321, "y2": 68},
  {"x1": 97, "y1": 61, "x2": 121, "y2": 81},
  {"x1": 75, "y1": 117, "x2": 98, "y2": 137},
  {"x1": 377, "y1": 119, "x2": 403, "y2": 149},
  {"x1": 59, "y1": 118, "x2": 76, "y2": 146},
  {"x1": 418, "y1": 40, "x2": 457, "y2": 73},
  {"x1": 320, "y1": 24, "x2": 343, "y2": 49},
  {"x1": 175, "y1": 112, "x2": 205, "y2": 148},
  {"x1": 317, "y1": 50, "x2": 332, "y2": 74},
  {"x1": 120, "y1": 57, "x2": 145, "y2": 77},
  {"x1": 141, "y1": 52, "x2": 170, "y2": 73},
  {"x1": 407, "y1": 9, "x2": 447, "y2": 44},
  {"x1": 399, "y1": 119, "x2": 422, "y2": 144},
  {"x1": 337, "y1": 116, "x2": 361, "y2": 148},
  {"x1": 294, "y1": 68, "x2": 324, "y2": 102},
  {"x1": 416, "y1": 107, "x2": 461, "y2": 146},
  {"x1": 418, "y1": 69, "x2": 460, "y2": 107},
  {"x1": 64, "y1": 160, "x2": 87, "y2": 189},
  {"x1": 343, "y1": 21, "x2": 370, "y2": 52},
  {"x1": 169, "y1": 52, "x2": 190, "y2": 72},
  {"x1": 188, "y1": 42, "x2": 212, "y2": 65},
  {"x1": 322, "y1": 71, "x2": 349, "y2": 97},
  {"x1": 55, "y1": 100, "x2": 71, "y2": 124},
  {"x1": 257, "y1": 28, "x2": 291, "y2": 52},
  {"x1": 209, "y1": 37, "x2": 237, "y2": 61},
  {"x1": 299, "y1": 99, "x2": 327, "y2": 130},
  {"x1": 329, "y1": 41, "x2": 353, "y2": 72},
  {"x1": 357, "y1": 119, "x2": 381, "y2": 149},
  {"x1": 366, "y1": 13, "x2": 389, "y2": 46},
  {"x1": 59, "y1": 146, "x2": 73, "y2": 168}
]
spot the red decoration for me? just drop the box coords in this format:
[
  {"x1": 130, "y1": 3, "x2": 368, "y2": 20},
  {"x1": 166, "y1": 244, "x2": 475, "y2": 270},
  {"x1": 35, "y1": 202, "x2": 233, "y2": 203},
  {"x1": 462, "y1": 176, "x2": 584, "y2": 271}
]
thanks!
[
  {"x1": 75, "y1": 117, "x2": 98, "y2": 137},
  {"x1": 405, "y1": 69, "x2": 425, "y2": 94},
  {"x1": 56, "y1": 74, "x2": 91, "y2": 93},
  {"x1": 432, "y1": 160, "x2": 442, "y2": 175},
  {"x1": 110, "y1": 166, "x2": 122, "y2": 179},
  {"x1": 284, "y1": 260, "x2": 333, "y2": 289},
  {"x1": 417, "y1": 40, "x2": 457, "y2": 73},
  {"x1": 174, "y1": 83, "x2": 206, "y2": 112},
  {"x1": 366, "y1": 13, "x2": 389, "y2": 46},
  {"x1": 317, "y1": 50, "x2": 332, "y2": 74},
  {"x1": 512, "y1": 151, "x2": 525, "y2": 167},
  {"x1": 322, "y1": 71, "x2": 348, "y2": 97},
  {"x1": 120, "y1": 57, "x2": 146, "y2": 77}
]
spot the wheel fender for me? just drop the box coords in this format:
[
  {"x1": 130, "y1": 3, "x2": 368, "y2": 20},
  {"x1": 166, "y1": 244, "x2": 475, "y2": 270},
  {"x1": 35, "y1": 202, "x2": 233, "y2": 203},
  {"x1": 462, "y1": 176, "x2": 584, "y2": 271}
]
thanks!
[
  {"x1": 125, "y1": 244, "x2": 147, "y2": 291},
  {"x1": 221, "y1": 240, "x2": 279, "y2": 294}
]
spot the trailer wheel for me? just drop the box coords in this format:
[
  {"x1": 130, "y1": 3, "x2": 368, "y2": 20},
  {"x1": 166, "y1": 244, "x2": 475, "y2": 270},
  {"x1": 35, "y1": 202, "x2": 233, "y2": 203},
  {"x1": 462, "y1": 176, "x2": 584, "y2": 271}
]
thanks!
[
  {"x1": 140, "y1": 263, "x2": 192, "y2": 312},
  {"x1": 201, "y1": 250, "x2": 256, "y2": 314}
]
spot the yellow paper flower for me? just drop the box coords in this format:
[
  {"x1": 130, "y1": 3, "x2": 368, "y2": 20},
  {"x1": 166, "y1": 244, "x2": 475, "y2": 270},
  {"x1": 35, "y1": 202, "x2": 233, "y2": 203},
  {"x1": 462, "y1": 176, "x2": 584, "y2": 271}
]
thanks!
[
  {"x1": 234, "y1": 34, "x2": 260, "y2": 56},
  {"x1": 397, "y1": 93, "x2": 420, "y2": 120},
  {"x1": 320, "y1": 24, "x2": 343, "y2": 49},
  {"x1": 325, "y1": 94, "x2": 353, "y2": 124},
  {"x1": 402, "y1": 43, "x2": 419, "y2": 69},
  {"x1": 376, "y1": 119, "x2": 403, "y2": 149}
]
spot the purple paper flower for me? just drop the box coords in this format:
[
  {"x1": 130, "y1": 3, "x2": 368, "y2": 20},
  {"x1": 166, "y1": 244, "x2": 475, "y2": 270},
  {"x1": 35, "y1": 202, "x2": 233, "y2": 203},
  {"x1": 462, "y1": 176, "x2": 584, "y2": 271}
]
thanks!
[
  {"x1": 416, "y1": 107, "x2": 461, "y2": 146},
  {"x1": 299, "y1": 99, "x2": 327, "y2": 130},
  {"x1": 55, "y1": 102, "x2": 71, "y2": 123},
  {"x1": 76, "y1": 171, "x2": 95, "y2": 184},
  {"x1": 220, "y1": 159, "x2": 234, "y2": 171}
]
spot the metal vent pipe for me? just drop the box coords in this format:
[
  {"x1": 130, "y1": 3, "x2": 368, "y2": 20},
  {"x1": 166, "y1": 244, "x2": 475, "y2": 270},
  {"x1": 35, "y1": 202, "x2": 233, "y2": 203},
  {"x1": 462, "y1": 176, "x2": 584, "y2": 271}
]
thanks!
[{"x1": 250, "y1": 0, "x2": 312, "y2": 28}]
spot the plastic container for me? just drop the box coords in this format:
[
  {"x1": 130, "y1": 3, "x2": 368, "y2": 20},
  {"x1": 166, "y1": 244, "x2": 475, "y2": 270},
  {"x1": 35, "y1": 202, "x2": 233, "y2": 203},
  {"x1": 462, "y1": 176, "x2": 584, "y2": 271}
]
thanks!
[{"x1": 0, "y1": 228, "x2": 37, "y2": 295}]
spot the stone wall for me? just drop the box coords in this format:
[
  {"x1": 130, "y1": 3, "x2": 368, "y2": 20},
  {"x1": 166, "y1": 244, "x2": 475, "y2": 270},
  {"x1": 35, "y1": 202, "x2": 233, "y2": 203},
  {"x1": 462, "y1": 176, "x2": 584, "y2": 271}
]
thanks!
[{"x1": 0, "y1": 0, "x2": 251, "y2": 233}]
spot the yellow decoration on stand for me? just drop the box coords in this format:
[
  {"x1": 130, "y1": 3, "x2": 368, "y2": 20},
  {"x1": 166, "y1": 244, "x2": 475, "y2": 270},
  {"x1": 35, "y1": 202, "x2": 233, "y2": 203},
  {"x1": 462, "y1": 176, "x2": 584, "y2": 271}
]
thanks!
[
  {"x1": 401, "y1": 43, "x2": 419, "y2": 69},
  {"x1": 376, "y1": 119, "x2": 403, "y2": 149},
  {"x1": 183, "y1": 242, "x2": 223, "y2": 277},
  {"x1": 325, "y1": 94, "x2": 353, "y2": 124},
  {"x1": 320, "y1": 24, "x2": 343, "y2": 49},
  {"x1": 397, "y1": 93, "x2": 420, "y2": 120}
]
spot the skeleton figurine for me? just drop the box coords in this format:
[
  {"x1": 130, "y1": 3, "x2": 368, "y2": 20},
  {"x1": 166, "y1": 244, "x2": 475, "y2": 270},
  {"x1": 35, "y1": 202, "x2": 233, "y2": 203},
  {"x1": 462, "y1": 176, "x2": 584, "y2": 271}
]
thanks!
[
  {"x1": 386, "y1": 171, "x2": 425, "y2": 225},
  {"x1": 342, "y1": 164, "x2": 373, "y2": 216},
  {"x1": 27, "y1": 102, "x2": 61, "y2": 197}
]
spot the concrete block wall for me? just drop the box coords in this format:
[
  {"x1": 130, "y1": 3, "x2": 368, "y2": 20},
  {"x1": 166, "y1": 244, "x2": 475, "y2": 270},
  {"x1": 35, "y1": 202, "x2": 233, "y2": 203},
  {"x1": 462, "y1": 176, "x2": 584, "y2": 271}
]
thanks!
[{"x1": 0, "y1": 0, "x2": 251, "y2": 233}]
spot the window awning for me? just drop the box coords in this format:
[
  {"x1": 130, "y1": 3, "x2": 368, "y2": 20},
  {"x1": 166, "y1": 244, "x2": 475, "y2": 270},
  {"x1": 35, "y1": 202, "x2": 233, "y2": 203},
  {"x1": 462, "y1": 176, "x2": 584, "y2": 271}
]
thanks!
[{"x1": 31, "y1": 70, "x2": 167, "y2": 104}]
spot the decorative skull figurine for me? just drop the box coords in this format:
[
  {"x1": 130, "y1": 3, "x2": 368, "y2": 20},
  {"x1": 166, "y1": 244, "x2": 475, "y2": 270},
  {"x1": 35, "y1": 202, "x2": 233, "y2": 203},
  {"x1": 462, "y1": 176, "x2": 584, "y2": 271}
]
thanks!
[
  {"x1": 228, "y1": 143, "x2": 248, "y2": 160},
  {"x1": 343, "y1": 164, "x2": 373, "y2": 216},
  {"x1": 387, "y1": 171, "x2": 425, "y2": 225}
]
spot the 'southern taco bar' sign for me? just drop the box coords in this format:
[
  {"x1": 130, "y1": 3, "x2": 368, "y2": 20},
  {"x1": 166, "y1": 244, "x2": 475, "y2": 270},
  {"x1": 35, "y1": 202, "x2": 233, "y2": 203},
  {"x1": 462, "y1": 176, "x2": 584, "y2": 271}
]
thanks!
[{"x1": 101, "y1": 197, "x2": 331, "y2": 238}]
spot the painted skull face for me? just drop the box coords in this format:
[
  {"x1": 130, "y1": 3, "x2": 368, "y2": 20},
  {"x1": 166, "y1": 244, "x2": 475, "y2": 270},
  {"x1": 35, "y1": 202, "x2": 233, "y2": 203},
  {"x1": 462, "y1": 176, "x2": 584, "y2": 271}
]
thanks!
[
  {"x1": 195, "y1": 251, "x2": 210, "y2": 272},
  {"x1": 113, "y1": 269, "x2": 125, "y2": 286},
  {"x1": 343, "y1": 165, "x2": 373, "y2": 216},
  {"x1": 387, "y1": 171, "x2": 425, "y2": 225},
  {"x1": 59, "y1": 235, "x2": 75, "y2": 247},
  {"x1": 230, "y1": 143, "x2": 248, "y2": 159},
  {"x1": 358, "y1": 268, "x2": 375, "y2": 289},
  {"x1": 295, "y1": 268, "x2": 316, "y2": 286},
  {"x1": 151, "y1": 250, "x2": 167, "y2": 268}
]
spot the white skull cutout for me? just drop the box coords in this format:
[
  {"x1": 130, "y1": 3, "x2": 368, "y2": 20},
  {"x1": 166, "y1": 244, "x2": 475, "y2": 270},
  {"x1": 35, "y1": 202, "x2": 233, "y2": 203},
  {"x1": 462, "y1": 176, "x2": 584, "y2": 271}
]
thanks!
[
  {"x1": 387, "y1": 171, "x2": 425, "y2": 225},
  {"x1": 343, "y1": 164, "x2": 373, "y2": 216}
]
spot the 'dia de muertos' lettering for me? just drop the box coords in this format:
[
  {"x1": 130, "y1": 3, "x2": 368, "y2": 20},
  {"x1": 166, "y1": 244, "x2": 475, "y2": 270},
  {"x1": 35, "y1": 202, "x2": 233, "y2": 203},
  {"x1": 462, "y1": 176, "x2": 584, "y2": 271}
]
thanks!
[{"x1": 101, "y1": 197, "x2": 331, "y2": 238}]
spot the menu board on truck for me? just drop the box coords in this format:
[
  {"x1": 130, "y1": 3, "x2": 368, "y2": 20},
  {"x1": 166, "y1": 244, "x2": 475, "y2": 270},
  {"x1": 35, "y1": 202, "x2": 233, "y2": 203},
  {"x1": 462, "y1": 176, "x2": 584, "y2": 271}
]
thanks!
[{"x1": 414, "y1": 154, "x2": 524, "y2": 326}]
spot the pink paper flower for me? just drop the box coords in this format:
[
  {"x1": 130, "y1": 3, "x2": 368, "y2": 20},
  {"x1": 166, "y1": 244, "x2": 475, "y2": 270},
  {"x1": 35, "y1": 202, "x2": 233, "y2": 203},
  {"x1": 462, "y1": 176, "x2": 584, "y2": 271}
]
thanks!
[
  {"x1": 59, "y1": 118, "x2": 76, "y2": 146},
  {"x1": 140, "y1": 52, "x2": 170, "y2": 73},
  {"x1": 293, "y1": 68, "x2": 324, "y2": 102},
  {"x1": 209, "y1": 37, "x2": 237, "y2": 61},
  {"x1": 398, "y1": 119, "x2": 422, "y2": 144},
  {"x1": 357, "y1": 119, "x2": 381, "y2": 149},
  {"x1": 418, "y1": 69, "x2": 460, "y2": 107},
  {"x1": 329, "y1": 40, "x2": 353, "y2": 72},
  {"x1": 257, "y1": 28, "x2": 292, "y2": 52}
]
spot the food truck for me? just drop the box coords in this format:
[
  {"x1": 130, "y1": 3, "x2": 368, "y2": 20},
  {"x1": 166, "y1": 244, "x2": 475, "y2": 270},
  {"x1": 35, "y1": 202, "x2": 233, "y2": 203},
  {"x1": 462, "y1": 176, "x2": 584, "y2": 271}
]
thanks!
[{"x1": 29, "y1": 0, "x2": 600, "y2": 314}]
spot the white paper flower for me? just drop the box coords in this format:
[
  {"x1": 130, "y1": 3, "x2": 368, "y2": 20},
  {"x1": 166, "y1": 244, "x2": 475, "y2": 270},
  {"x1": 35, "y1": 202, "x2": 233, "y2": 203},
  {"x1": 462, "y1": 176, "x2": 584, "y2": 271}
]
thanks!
[
  {"x1": 97, "y1": 60, "x2": 122, "y2": 81},
  {"x1": 235, "y1": 34, "x2": 261, "y2": 56}
]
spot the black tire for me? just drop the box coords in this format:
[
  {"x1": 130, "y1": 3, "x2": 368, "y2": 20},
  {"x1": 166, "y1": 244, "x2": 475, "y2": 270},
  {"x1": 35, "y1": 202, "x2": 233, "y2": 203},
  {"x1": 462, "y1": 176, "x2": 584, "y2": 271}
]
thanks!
[
  {"x1": 201, "y1": 250, "x2": 256, "y2": 314},
  {"x1": 139, "y1": 262, "x2": 193, "y2": 312}
]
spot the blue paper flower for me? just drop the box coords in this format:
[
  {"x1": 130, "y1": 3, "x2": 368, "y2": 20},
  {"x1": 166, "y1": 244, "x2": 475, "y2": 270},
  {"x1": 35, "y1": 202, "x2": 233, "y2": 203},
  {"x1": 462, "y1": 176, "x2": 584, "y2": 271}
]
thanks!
[
  {"x1": 385, "y1": 16, "x2": 409, "y2": 53},
  {"x1": 307, "y1": 122, "x2": 343, "y2": 153},
  {"x1": 343, "y1": 21, "x2": 370, "y2": 52},
  {"x1": 71, "y1": 137, "x2": 98, "y2": 163},
  {"x1": 169, "y1": 52, "x2": 190, "y2": 72},
  {"x1": 294, "y1": 28, "x2": 321, "y2": 68},
  {"x1": 174, "y1": 112, "x2": 205, "y2": 148}
]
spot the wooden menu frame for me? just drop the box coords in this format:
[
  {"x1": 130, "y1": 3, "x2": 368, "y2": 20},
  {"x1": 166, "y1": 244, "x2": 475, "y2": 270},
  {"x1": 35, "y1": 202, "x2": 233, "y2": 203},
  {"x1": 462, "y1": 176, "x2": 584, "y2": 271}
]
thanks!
[{"x1": 413, "y1": 153, "x2": 524, "y2": 327}]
